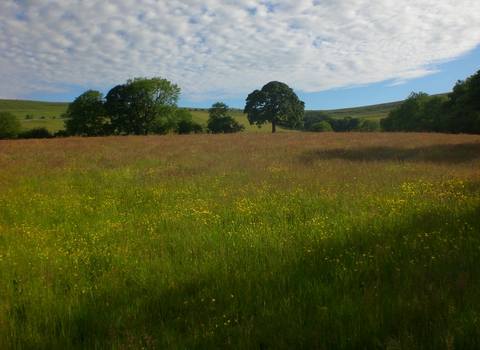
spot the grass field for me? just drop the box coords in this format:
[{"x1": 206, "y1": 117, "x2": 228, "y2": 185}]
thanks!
[{"x1": 1, "y1": 132, "x2": 479, "y2": 349}]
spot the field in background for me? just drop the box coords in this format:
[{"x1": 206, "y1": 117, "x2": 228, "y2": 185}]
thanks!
[
  {"x1": 1, "y1": 132, "x2": 479, "y2": 349},
  {"x1": 1, "y1": 99, "x2": 407, "y2": 133}
]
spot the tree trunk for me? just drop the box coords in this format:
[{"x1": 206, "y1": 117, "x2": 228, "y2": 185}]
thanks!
[{"x1": 271, "y1": 122, "x2": 276, "y2": 133}]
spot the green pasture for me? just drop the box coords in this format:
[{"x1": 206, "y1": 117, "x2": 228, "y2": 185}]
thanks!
[
  {"x1": 0, "y1": 99, "x2": 68, "y2": 120},
  {"x1": 1, "y1": 133, "x2": 479, "y2": 349}
]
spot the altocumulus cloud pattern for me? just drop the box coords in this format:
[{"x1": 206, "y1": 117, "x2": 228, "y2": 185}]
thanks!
[{"x1": 1, "y1": 0, "x2": 480, "y2": 101}]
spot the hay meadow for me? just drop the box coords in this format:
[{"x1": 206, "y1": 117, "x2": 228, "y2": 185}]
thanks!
[{"x1": 1, "y1": 132, "x2": 480, "y2": 349}]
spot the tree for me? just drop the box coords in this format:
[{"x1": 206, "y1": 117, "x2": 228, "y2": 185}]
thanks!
[
  {"x1": 244, "y1": 81, "x2": 305, "y2": 133},
  {"x1": 64, "y1": 90, "x2": 107, "y2": 136},
  {"x1": 441, "y1": 70, "x2": 480, "y2": 134},
  {"x1": 175, "y1": 109, "x2": 204, "y2": 134},
  {"x1": 358, "y1": 119, "x2": 381, "y2": 132},
  {"x1": 0, "y1": 111, "x2": 22, "y2": 139},
  {"x1": 380, "y1": 92, "x2": 445, "y2": 132},
  {"x1": 207, "y1": 102, "x2": 245, "y2": 134},
  {"x1": 309, "y1": 121, "x2": 333, "y2": 132},
  {"x1": 105, "y1": 77, "x2": 181, "y2": 135}
]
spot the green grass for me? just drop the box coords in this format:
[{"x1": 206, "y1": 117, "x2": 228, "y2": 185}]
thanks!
[
  {"x1": 1, "y1": 133, "x2": 479, "y2": 349},
  {"x1": 0, "y1": 99, "x2": 68, "y2": 120}
]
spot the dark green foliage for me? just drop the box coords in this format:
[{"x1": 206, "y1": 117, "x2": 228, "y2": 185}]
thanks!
[
  {"x1": 358, "y1": 119, "x2": 381, "y2": 132},
  {"x1": 177, "y1": 119, "x2": 204, "y2": 134},
  {"x1": 244, "y1": 81, "x2": 305, "y2": 133},
  {"x1": 64, "y1": 90, "x2": 107, "y2": 136},
  {"x1": 0, "y1": 111, "x2": 22, "y2": 139},
  {"x1": 303, "y1": 112, "x2": 363, "y2": 132},
  {"x1": 105, "y1": 77, "x2": 181, "y2": 135},
  {"x1": 175, "y1": 109, "x2": 204, "y2": 134},
  {"x1": 333, "y1": 116, "x2": 361, "y2": 132},
  {"x1": 309, "y1": 121, "x2": 333, "y2": 132},
  {"x1": 441, "y1": 70, "x2": 480, "y2": 134},
  {"x1": 381, "y1": 70, "x2": 480, "y2": 134},
  {"x1": 303, "y1": 111, "x2": 332, "y2": 130},
  {"x1": 54, "y1": 129, "x2": 69, "y2": 138},
  {"x1": 207, "y1": 102, "x2": 245, "y2": 134},
  {"x1": 381, "y1": 92, "x2": 446, "y2": 132},
  {"x1": 18, "y1": 127, "x2": 53, "y2": 139}
]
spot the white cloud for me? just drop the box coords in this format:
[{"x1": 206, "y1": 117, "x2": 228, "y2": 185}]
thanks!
[{"x1": 0, "y1": 0, "x2": 479, "y2": 101}]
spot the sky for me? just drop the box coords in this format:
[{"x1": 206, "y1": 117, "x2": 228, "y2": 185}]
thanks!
[{"x1": 1, "y1": 0, "x2": 480, "y2": 111}]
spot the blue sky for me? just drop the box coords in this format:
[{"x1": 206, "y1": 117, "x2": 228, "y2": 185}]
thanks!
[{"x1": 1, "y1": 0, "x2": 479, "y2": 110}]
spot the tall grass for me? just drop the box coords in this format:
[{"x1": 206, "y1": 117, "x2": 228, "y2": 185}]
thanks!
[{"x1": 1, "y1": 133, "x2": 479, "y2": 349}]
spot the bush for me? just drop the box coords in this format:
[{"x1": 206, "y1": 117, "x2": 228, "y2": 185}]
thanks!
[
  {"x1": 18, "y1": 127, "x2": 54, "y2": 139},
  {"x1": 309, "y1": 121, "x2": 333, "y2": 132},
  {"x1": 54, "y1": 130, "x2": 69, "y2": 138},
  {"x1": 0, "y1": 111, "x2": 22, "y2": 139},
  {"x1": 178, "y1": 120, "x2": 204, "y2": 134},
  {"x1": 358, "y1": 119, "x2": 381, "y2": 132}
]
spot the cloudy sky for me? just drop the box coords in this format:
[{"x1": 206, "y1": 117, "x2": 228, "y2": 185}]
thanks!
[{"x1": 1, "y1": 0, "x2": 480, "y2": 110}]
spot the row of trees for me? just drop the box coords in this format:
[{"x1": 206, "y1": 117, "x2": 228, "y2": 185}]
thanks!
[
  {"x1": 381, "y1": 69, "x2": 480, "y2": 134},
  {"x1": 64, "y1": 79, "x2": 305, "y2": 136},
  {"x1": 2, "y1": 70, "x2": 479, "y2": 139},
  {"x1": 65, "y1": 77, "x2": 194, "y2": 136},
  {"x1": 303, "y1": 112, "x2": 381, "y2": 132}
]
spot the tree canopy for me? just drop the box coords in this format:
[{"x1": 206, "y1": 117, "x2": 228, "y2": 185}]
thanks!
[
  {"x1": 64, "y1": 90, "x2": 106, "y2": 136},
  {"x1": 380, "y1": 92, "x2": 446, "y2": 132},
  {"x1": 381, "y1": 69, "x2": 480, "y2": 134},
  {"x1": 105, "y1": 77, "x2": 181, "y2": 135},
  {"x1": 0, "y1": 111, "x2": 22, "y2": 139},
  {"x1": 244, "y1": 81, "x2": 305, "y2": 133},
  {"x1": 309, "y1": 121, "x2": 333, "y2": 132},
  {"x1": 207, "y1": 102, "x2": 244, "y2": 134}
]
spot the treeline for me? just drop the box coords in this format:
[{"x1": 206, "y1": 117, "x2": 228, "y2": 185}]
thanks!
[
  {"x1": 64, "y1": 77, "x2": 204, "y2": 136},
  {"x1": 381, "y1": 69, "x2": 480, "y2": 134},
  {"x1": 303, "y1": 112, "x2": 380, "y2": 132}
]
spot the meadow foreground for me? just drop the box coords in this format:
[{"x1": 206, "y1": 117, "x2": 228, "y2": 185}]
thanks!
[{"x1": 1, "y1": 132, "x2": 479, "y2": 349}]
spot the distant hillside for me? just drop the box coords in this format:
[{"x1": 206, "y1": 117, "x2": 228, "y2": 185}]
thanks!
[
  {"x1": 0, "y1": 99, "x2": 68, "y2": 119},
  {"x1": 319, "y1": 93, "x2": 448, "y2": 121}
]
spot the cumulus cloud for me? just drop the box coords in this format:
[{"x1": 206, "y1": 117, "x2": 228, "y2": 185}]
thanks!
[{"x1": 1, "y1": 0, "x2": 479, "y2": 101}]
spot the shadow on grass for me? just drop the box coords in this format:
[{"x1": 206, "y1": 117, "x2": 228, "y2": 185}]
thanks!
[
  {"x1": 301, "y1": 142, "x2": 480, "y2": 164},
  {"x1": 51, "y1": 197, "x2": 480, "y2": 350}
]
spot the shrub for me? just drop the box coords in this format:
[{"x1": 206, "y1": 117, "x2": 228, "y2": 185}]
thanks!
[
  {"x1": 0, "y1": 111, "x2": 22, "y2": 139},
  {"x1": 54, "y1": 130, "x2": 70, "y2": 138},
  {"x1": 358, "y1": 119, "x2": 381, "y2": 132},
  {"x1": 309, "y1": 121, "x2": 333, "y2": 132},
  {"x1": 18, "y1": 127, "x2": 54, "y2": 139},
  {"x1": 178, "y1": 120, "x2": 204, "y2": 134}
]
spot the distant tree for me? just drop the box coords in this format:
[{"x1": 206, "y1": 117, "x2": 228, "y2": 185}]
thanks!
[
  {"x1": 331, "y1": 116, "x2": 360, "y2": 132},
  {"x1": 441, "y1": 70, "x2": 480, "y2": 134},
  {"x1": 244, "y1": 81, "x2": 305, "y2": 133},
  {"x1": 358, "y1": 119, "x2": 381, "y2": 132},
  {"x1": 175, "y1": 109, "x2": 204, "y2": 134},
  {"x1": 381, "y1": 92, "x2": 445, "y2": 132},
  {"x1": 309, "y1": 121, "x2": 333, "y2": 132},
  {"x1": 303, "y1": 111, "x2": 333, "y2": 130},
  {"x1": 0, "y1": 111, "x2": 22, "y2": 139},
  {"x1": 207, "y1": 102, "x2": 245, "y2": 134},
  {"x1": 105, "y1": 77, "x2": 181, "y2": 135},
  {"x1": 64, "y1": 90, "x2": 107, "y2": 136}
]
